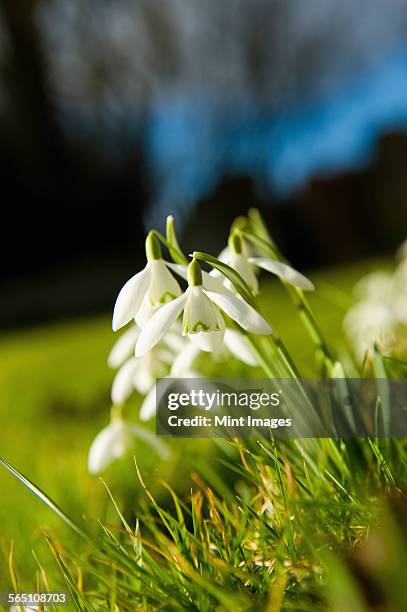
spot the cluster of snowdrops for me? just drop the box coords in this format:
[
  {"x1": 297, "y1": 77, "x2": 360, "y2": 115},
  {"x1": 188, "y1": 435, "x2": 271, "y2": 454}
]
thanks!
[
  {"x1": 87, "y1": 212, "x2": 315, "y2": 474},
  {"x1": 87, "y1": 211, "x2": 407, "y2": 474}
]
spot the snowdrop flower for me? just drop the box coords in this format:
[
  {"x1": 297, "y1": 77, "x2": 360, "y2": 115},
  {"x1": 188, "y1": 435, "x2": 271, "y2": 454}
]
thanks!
[
  {"x1": 344, "y1": 300, "x2": 395, "y2": 336},
  {"x1": 135, "y1": 258, "x2": 272, "y2": 356},
  {"x1": 112, "y1": 233, "x2": 182, "y2": 331},
  {"x1": 108, "y1": 325, "x2": 140, "y2": 368},
  {"x1": 343, "y1": 299, "x2": 395, "y2": 360},
  {"x1": 220, "y1": 233, "x2": 314, "y2": 294},
  {"x1": 353, "y1": 270, "x2": 395, "y2": 302},
  {"x1": 88, "y1": 415, "x2": 169, "y2": 474},
  {"x1": 111, "y1": 353, "x2": 169, "y2": 402},
  {"x1": 88, "y1": 417, "x2": 135, "y2": 473},
  {"x1": 111, "y1": 343, "x2": 178, "y2": 403},
  {"x1": 108, "y1": 322, "x2": 192, "y2": 404},
  {"x1": 140, "y1": 369, "x2": 201, "y2": 421}
]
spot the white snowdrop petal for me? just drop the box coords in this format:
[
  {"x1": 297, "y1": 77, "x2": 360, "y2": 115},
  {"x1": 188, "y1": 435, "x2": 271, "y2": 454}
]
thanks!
[
  {"x1": 189, "y1": 329, "x2": 225, "y2": 352},
  {"x1": 171, "y1": 342, "x2": 201, "y2": 375},
  {"x1": 135, "y1": 295, "x2": 159, "y2": 328},
  {"x1": 112, "y1": 265, "x2": 151, "y2": 331},
  {"x1": 148, "y1": 259, "x2": 181, "y2": 306},
  {"x1": 217, "y1": 245, "x2": 231, "y2": 262},
  {"x1": 166, "y1": 261, "x2": 189, "y2": 278},
  {"x1": 108, "y1": 326, "x2": 140, "y2": 368},
  {"x1": 139, "y1": 386, "x2": 157, "y2": 421},
  {"x1": 223, "y1": 329, "x2": 259, "y2": 366},
  {"x1": 163, "y1": 324, "x2": 188, "y2": 352},
  {"x1": 156, "y1": 348, "x2": 176, "y2": 364},
  {"x1": 132, "y1": 361, "x2": 155, "y2": 394},
  {"x1": 183, "y1": 287, "x2": 220, "y2": 334},
  {"x1": 88, "y1": 422, "x2": 122, "y2": 474},
  {"x1": 111, "y1": 358, "x2": 139, "y2": 404},
  {"x1": 204, "y1": 290, "x2": 272, "y2": 334},
  {"x1": 136, "y1": 293, "x2": 188, "y2": 357},
  {"x1": 343, "y1": 301, "x2": 394, "y2": 335},
  {"x1": 249, "y1": 258, "x2": 314, "y2": 291},
  {"x1": 353, "y1": 271, "x2": 394, "y2": 300},
  {"x1": 229, "y1": 254, "x2": 259, "y2": 294},
  {"x1": 202, "y1": 270, "x2": 234, "y2": 294}
]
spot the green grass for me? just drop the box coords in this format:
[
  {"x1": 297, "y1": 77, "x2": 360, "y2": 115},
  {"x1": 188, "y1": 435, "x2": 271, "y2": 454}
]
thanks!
[{"x1": 0, "y1": 256, "x2": 402, "y2": 610}]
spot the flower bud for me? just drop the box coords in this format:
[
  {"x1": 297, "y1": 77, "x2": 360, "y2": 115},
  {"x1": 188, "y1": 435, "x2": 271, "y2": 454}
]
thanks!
[
  {"x1": 228, "y1": 232, "x2": 243, "y2": 254},
  {"x1": 187, "y1": 258, "x2": 203, "y2": 286},
  {"x1": 145, "y1": 232, "x2": 162, "y2": 261}
]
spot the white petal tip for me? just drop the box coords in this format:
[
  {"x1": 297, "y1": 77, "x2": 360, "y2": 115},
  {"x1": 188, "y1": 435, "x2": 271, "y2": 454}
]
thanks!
[
  {"x1": 88, "y1": 465, "x2": 100, "y2": 475},
  {"x1": 257, "y1": 323, "x2": 273, "y2": 335},
  {"x1": 112, "y1": 316, "x2": 125, "y2": 332},
  {"x1": 300, "y1": 280, "x2": 315, "y2": 291}
]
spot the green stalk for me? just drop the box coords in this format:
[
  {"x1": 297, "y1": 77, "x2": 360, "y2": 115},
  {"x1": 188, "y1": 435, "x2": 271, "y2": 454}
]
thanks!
[
  {"x1": 242, "y1": 332, "x2": 278, "y2": 378},
  {"x1": 284, "y1": 282, "x2": 333, "y2": 364}
]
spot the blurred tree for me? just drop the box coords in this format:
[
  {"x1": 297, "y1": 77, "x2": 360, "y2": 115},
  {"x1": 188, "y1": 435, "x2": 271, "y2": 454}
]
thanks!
[{"x1": 0, "y1": 1, "x2": 147, "y2": 327}]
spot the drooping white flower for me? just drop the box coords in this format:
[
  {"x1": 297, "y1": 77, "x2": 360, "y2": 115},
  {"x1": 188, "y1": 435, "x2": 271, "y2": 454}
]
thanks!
[
  {"x1": 112, "y1": 233, "x2": 182, "y2": 331},
  {"x1": 223, "y1": 328, "x2": 258, "y2": 366},
  {"x1": 88, "y1": 417, "x2": 169, "y2": 474},
  {"x1": 218, "y1": 233, "x2": 314, "y2": 293},
  {"x1": 88, "y1": 418, "x2": 134, "y2": 474},
  {"x1": 139, "y1": 369, "x2": 201, "y2": 421},
  {"x1": 343, "y1": 299, "x2": 396, "y2": 360},
  {"x1": 247, "y1": 256, "x2": 314, "y2": 291},
  {"x1": 111, "y1": 345, "x2": 174, "y2": 402},
  {"x1": 353, "y1": 270, "x2": 395, "y2": 302},
  {"x1": 108, "y1": 322, "x2": 192, "y2": 404},
  {"x1": 108, "y1": 325, "x2": 140, "y2": 368},
  {"x1": 135, "y1": 259, "x2": 272, "y2": 357}
]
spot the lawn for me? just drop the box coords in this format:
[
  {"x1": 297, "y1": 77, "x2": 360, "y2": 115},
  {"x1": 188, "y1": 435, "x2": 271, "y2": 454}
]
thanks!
[{"x1": 0, "y1": 256, "x2": 399, "y2": 608}]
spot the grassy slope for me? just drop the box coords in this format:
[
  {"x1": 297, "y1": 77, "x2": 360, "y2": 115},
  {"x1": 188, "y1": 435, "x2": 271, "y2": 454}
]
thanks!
[{"x1": 0, "y1": 257, "x2": 393, "y2": 590}]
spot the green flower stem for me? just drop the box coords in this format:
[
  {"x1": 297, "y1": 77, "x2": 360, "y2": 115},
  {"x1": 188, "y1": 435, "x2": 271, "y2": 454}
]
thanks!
[
  {"x1": 111, "y1": 403, "x2": 124, "y2": 420},
  {"x1": 284, "y1": 282, "x2": 333, "y2": 364},
  {"x1": 269, "y1": 331, "x2": 302, "y2": 380},
  {"x1": 242, "y1": 332, "x2": 277, "y2": 378},
  {"x1": 244, "y1": 327, "x2": 319, "y2": 417}
]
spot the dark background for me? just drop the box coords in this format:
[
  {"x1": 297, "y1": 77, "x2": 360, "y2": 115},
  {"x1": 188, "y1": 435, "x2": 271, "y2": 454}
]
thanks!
[{"x1": 1, "y1": 0, "x2": 406, "y2": 328}]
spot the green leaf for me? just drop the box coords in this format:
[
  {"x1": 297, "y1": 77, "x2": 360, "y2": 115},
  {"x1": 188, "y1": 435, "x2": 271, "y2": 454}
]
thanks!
[{"x1": 0, "y1": 458, "x2": 94, "y2": 546}]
